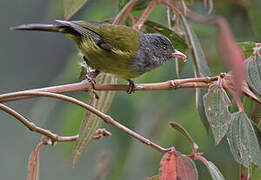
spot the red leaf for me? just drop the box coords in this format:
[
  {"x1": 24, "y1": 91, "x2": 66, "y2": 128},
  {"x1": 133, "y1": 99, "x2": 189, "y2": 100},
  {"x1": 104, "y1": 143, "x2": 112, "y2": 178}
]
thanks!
[
  {"x1": 160, "y1": 148, "x2": 177, "y2": 180},
  {"x1": 159, "y1": 148, "x2": 198, "y2": 180},
  {"x1": 240, "y1": 166, "x2": 248, "y2": 180},
  {"x1": 27, "y1": 142, "x2": 44, "y2": 180},
  {"x1": 216, "y1": 18, "x2": 245, "y2": 94}
]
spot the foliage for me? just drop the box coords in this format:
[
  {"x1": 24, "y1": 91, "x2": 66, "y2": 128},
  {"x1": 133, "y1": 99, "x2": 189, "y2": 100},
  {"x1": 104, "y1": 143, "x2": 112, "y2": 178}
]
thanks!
[{"x1": 1, "y1": 0, "x2": 261, "y2": 180}]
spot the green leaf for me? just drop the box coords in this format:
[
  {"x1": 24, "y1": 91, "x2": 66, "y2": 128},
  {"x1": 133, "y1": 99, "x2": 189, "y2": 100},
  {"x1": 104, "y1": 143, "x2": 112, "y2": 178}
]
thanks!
[
  {"x1": 181, "y1": 15, "x2": 211, "y2": 131},
  {"x1": 144, "y1": 175, "x2": 159, "y2": 180},
  {"x1": 133, "y1": 0, "x2": 150, "y2": 11},
  {"x1": 181, "y1": 16, "x2": 210, "y2": 76},
  {"x1": 169, "y1": 122, "x2": 198, "y2": 150},
  {"x1": 119, "y1": 0, "x2": 150, "y2": 11},
  {"x1": 242, "y1": 164, "x2": 261, "y2": 180},
  {"x1": 184, "y1": 0, "x2": 194, "y2": 6},
  {"x1": 206, "y1": 161, "x2": 225, "y2": 180},
  {"x1": 175, "y1": 58, "x2": 185, "y2": 78},
  {"x1": 196, "y1": 88, "x2": 210, "y2": 132},
  {"x1": 118, "y1": 0, "x2": 127, "y2": 10},
  {"x1": 64, "y1": 0, "x2": 89, "y2": 20},
  {"x1": 246, "y1": 55, "x2": 261, "y2": 95},
  {"x1": 243, "y1": 96, "x2": 257, "y2": 118},
  {"x1": 72, "y1": 74, "x2": 117, "y2": 167},
  {"x1": 203, "y1": 84, "x2": 232, "y2": 144},
  {"x1": 227, "y1": 112, "x2": 261, "y2": 169},
  {"x1": 252, "y1": 121, "x2": 261, "y2": 151},
  {"x1": 252, "y1": 164, "x2": 261, "y2": 180},
  {"x1": 238, "y1": 41, "x2": 256, "y2": 58},
  {"x1": 247, "y1": 0, "x2": 261, "y2": 40}
]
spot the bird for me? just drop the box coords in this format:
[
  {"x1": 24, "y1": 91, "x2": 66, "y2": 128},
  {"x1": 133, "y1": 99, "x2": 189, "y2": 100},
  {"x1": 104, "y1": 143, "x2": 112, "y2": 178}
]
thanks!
[{"x1": 11, "y1": 20, "x2": 187, "y2": 93}]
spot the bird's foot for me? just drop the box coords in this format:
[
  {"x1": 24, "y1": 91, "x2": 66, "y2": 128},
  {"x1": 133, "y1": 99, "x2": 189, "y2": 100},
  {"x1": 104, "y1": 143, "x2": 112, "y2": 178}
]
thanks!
[
  {"x1": 86, "y1": 73, "x2": 99, "y2": 99},
  {"x1": 86, "y1": 73, "x2": 96, "y2": 89},
  {"x1": 127, "y1": 79, "x2": 136, "y2": 94},
  {"x1": 82, "y1": 56, "x2": 100, "y2": 99}
]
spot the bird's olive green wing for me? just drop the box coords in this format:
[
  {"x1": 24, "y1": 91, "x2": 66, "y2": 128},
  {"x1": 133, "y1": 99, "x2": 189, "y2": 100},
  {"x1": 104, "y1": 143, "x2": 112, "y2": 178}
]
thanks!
[
  {"x1": 56, "y1": 20, "x2": 102, "y2": 45},
  {"x1": 71, "y1": 21, "x2": 141, "y2": 54}
]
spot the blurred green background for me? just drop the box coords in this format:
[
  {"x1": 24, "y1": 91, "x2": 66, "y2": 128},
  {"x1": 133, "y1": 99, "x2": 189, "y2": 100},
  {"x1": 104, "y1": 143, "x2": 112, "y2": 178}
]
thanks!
[{"x1": 0, "y1": 0, "x2": 260, "y2": 179}]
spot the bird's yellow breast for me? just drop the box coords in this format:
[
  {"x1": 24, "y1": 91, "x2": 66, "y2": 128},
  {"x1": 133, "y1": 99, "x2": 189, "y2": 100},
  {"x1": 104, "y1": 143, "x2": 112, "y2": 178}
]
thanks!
[{"x1": 79, "y1": 38, "x2": 140, "y2": 79}]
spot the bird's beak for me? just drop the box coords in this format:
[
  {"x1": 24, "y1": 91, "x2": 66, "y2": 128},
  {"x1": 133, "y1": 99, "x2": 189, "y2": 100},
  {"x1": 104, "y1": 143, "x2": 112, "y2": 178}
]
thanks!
[{"x1": 172, "y1": 50, "x2": 187, "y2": 62}]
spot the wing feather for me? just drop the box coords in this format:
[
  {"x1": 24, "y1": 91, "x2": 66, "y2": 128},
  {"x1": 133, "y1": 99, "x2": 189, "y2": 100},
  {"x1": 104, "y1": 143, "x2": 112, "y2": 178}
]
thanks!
[{"x1": 72, "y1": 21, "x2": 140, "y2": 53}]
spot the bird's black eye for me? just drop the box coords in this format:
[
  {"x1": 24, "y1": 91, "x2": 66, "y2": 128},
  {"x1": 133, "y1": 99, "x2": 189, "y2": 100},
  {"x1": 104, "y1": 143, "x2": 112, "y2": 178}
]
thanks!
[{"x1": 163, "y1": 46, "x2": 167, "y2": 50}]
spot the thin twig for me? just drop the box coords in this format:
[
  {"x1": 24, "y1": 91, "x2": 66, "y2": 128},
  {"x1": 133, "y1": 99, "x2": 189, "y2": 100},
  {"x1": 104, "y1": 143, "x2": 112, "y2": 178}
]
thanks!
[
  {"x1": 0, "y1": 76, "x2": 218, "y2": 103},
  {"x1": 0, "y1": 81, "x2": 90, "y2": 103},
  {"x1": 0, "y1": 102, "x2": 112, "y2": 143},
  {"x1": 0, "y1": 103, "x2": 78, "y2": 142},
  {"x1": 134, "y1": 0, "x2": 157, "y2": 30},
  {"x1": 187, "y1": 153, "x2": 209, "y2": 165},
  {"x1": 0, "y1": 91, "x2": 169, "y2": 153},
  {"x1": 92, "y1": 128, "x2": 112, "y2": 139},
  {"x1": 113, "y1": 0, "x2": 139, "y2": 25},
  {"x1": 134, "y1": 0, "x2": 181, "y2": 30},
  {"x1": 159, "y1": 0, "x2": 181, "y2": 16},
  {"x1": 183, "y1": 7, "x2": 217, "y2": 24}
]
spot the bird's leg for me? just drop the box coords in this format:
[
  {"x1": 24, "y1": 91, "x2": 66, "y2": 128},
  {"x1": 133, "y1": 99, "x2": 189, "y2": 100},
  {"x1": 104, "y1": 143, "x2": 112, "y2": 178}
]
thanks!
[
  {"x1": 90, "y1": 70, "x2": 100, "y2": 79},
  {"x1": 83, "y1": 56, "x2": 99, "y2": 99},
  {"x1": 83, "y1": 56, "x2": 96, "y2": 88},
  {"x1": 127, "y1": 79, "x2": 136, "y2": 94},
  {"x1": 128, "y1": 14, "x2": 136, "y2": 26}
]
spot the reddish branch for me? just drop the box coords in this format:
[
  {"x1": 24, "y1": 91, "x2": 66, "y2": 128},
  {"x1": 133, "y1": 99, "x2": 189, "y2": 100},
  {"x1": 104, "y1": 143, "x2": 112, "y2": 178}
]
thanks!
[
  {"x1": 0, "y1": 76, "x2": 222, "y2": 153},
  {"x1": 113, "y1": 0, "x2": 139, "y2": 25},
  {"x1": 187, "y1": 153, "x2": 209, "y2": 165},
  {"x1": 0, "y1": 103, "x2": 78, "y2": 143},
  {"x1": 0, "y1": 73, "x2": 258, "y2": 151},
  {"x1": 0, "y1": 102, "x2": 112, "y2": 143},
  {"x1": 0, "y1": 91, "x2": 169, "y2": 153},
  {"x1": 134, "y1": 0, "x2": 181, "y2": 30},
  {"x1": 0, "y1": 76, "x2": 218, "y2": 103}
]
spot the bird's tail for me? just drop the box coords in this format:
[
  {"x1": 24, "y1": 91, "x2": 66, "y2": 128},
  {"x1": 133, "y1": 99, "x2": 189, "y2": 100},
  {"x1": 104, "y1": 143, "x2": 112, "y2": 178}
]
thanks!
[{"x1": 10, "y1": 24, "x2": 61, "y2": 32}]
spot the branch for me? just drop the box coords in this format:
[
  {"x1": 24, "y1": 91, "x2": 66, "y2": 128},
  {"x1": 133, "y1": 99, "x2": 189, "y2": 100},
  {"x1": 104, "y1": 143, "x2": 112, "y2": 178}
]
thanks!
[
  {"x1": 134, "y1": 0, "x2": 181, "y2": 30},
  {"x1": 0, "y1": 76, "x2": 219, "y2": 103},
  {"x1": 92, "y1": 128, "x2": 112, "y2": 139},
  {"x1": 113, "y1": 0, "x2": 139, "y2": 24},
  {"x1": 0, "y1": 91, "x2": 168, "y2": 153},
  {"x1": 0, "y1": 102, "x2": 111, "y2": 143},
  {"x1": 0, "y1": 75, "x2": 222, "y2": 152},
  {"x1": 0, "y1": 103, "x2": 78, "y2": 142}
]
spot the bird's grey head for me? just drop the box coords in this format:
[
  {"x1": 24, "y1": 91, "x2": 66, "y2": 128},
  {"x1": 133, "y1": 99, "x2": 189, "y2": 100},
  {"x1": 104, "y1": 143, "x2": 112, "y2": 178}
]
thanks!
[
  {"x1": 131, "y1": 33, "x2": 177, "y2": 75},
  {"x1": 145, "y1": 33, "x2": 175, "y2": 60}
]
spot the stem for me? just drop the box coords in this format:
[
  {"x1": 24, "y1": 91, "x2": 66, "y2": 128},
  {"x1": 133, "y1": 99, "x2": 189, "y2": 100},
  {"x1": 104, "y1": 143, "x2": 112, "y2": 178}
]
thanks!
[
  {"x1": 113, "y1": 0, "x2": 139, "y2": 25},
  {"x1": 134, "y1": 0, "x2": 157, "y2": 30},
  {"x1": 0, "y1": 77, "x2": 218, "y2": 103},
  {"x1": 0, "y1": 92, "x2": 168, "y2": 153},
  {"x1": 186, "y1": 153, "x2": 209, "y2": 165},
  {"x1": 0, "y1": 102, "x2": 111, "y2": 143},
  {"x1": 159, "y1": 0, "x2": 181, "y2": 16},
  {"x1": 0, "y1": 81, "x2": 89, "y2": 103},
  {"x1": 0, "y1": 103, "x2": 78, "y2": 142},
  {"x1": 134, "y1": 0, "x2": 181, "y2": 30}
]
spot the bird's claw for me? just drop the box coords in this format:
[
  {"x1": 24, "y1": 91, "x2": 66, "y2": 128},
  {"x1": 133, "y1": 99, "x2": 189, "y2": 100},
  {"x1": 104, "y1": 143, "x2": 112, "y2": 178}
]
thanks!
[
  {"x1": 127, "y1": 79, "x2": 136, "y2": 94},
  {"x1": 86, "y1": 74, "x2": 99, "y2": 99},
  {"x1": 86, "y1": 74, "x2": 96, "y2": 89}
]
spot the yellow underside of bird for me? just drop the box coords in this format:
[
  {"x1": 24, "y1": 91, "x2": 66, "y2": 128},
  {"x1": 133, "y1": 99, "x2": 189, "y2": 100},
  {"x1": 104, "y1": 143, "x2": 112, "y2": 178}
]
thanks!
[{"x1": 70, "y1": 37, "x2": 139, "y2": 79}]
